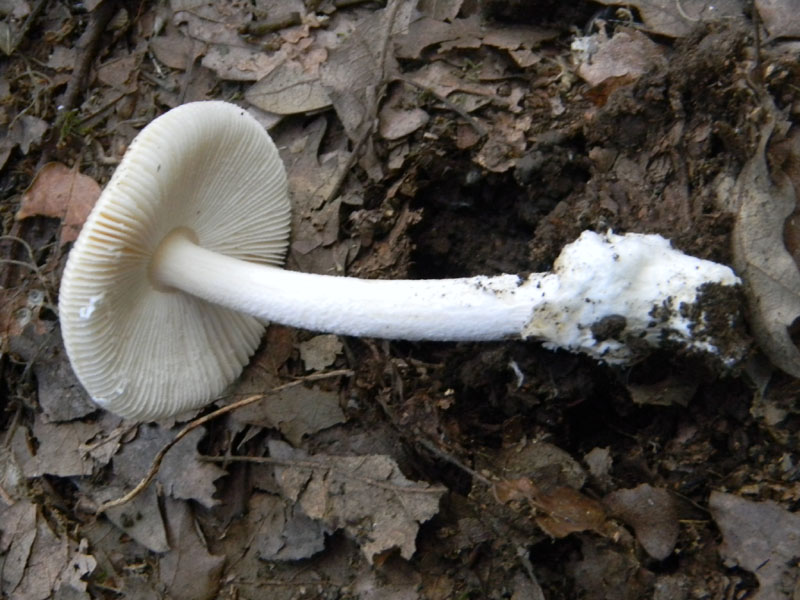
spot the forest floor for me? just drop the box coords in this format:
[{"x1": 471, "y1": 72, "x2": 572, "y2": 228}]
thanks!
[{"x1": 3, "y1": 1, "x2": 800, "y2": 599}]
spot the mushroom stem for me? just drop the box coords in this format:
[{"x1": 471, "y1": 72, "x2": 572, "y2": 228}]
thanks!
[
  {"x1": 151, "y1": 228, "x2": 743, "y2": 365},
  {"x1": 152, "y1": 230, "x2": 545, "y2": 341}
]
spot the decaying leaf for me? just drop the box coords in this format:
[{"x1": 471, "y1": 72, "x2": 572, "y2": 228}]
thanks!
[
  {"x1": 604, "y1": 484, "x2": 679, "y2": 560},
  {"x1": 297, "y1": 334, "x2": 343, "y2": 371},
  {"x1": 0, "y1": 114, "x2": 48, "y2": 170},
  {"x1": 493, "y1": 478, "x2": 607, "y2": 538},
  {"x1": 269, "y1": 439, "x2": 445, "y2": 562},
  {"x1": 573, "y1": 28, "x2": 667, "y2": 87},
  {"x1": 159, "y1": 428, "x2": 227, "y2": 507},
  {"x1": 8, "y1": 324, "x2": 97, "y2": 422},
  {"x1": 320, "y1": 3, "x2": 413, "y2": 142},
  {"x1": 159, "y1": 498, "x2": 224, "y2": 600},
  {"x1": 567, "y1": 537, "x2": 648, "y2": 600},
  {"x1": 732, "y1": 99, "x2": 800, "y2": 376},
  {"x1": 16, "y1": 162, "x2": 101, "y2": 246},
  {"x1": 0, "y1": 500, "x2": 70, "y2": 600},
  {"x1": 756, "y1": 0, "x2": 800, "y2": 39},
  {"x1": 0, "y1": 500, "x2": 37, "y2": 594},
  {"x1": 710, "y1": 491, "x2": 800, "y2": 600},
  {"x1": 234, "y1": 384, "x2": 346, "y2": 446},
  {"x1": 251, "y1": 493, "x2": 330, "y2": 561},
  {"x1": 13, "y1": 419, "x2": 98, "y2": 477},
  {"x1": 591, "y1": 0, "x2": 744, "y2": 38},
  {"x1": 245, "y1": 60, "x2": 332, "y2": 114}
]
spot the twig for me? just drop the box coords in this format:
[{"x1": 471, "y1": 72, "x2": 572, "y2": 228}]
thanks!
[
  {"x1": 60, "y1": 0, "x2": 118, "y2": 112},
  {"x1": 416, "y1": 437, "x2": 494, "y2": 487},
  {"x1": 95, "y1": 369, "x2": 352, "y2": 514},
  {"x1": 674, "y1": 0, "x2": 701, "y2": 22},
  {"x1": 201, "y1": 454, "x2": 445, "y2": 494},
  {"x1": 0, "y1": 235, "x2": 55, "y2": 309},
  {"x1": 395, "y1": 75, "x2": 488, "y2": 138}
]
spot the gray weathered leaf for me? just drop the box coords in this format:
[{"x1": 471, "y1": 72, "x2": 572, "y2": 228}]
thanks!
[
  {"x1": 269, "y1": 440, "x2": 445, "y2": 562},
  {"x1": 591, "y1": 0, "x2": 743, "y2": 38},
  {"x1": 245, "y1": 60, "x2": 331, "y2": 115},
  {"x1": 732, "y1": 101, "x2": 800, "y2": 377},
  {"x1": 710, "y1": 491, "x2": 800, "y2": 600}
]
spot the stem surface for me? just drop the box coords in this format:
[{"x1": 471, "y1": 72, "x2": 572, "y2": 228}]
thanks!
[{"x1": 152, "y1": 232, "x2": 547, "y2": 341}]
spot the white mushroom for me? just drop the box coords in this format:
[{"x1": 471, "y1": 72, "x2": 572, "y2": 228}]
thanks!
[{"x1": 59, "y1": 101, "x2": 742, "y2": 421}]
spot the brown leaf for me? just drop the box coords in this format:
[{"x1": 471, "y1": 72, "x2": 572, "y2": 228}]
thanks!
[
  {"x1": 534, "y1": 486, "x2": 608, "y2": 538},
  {"x1": 16, "y1": 419, "x2": 99, "y2": 477},
  {"x1": 159, "y1": 498, "x2": 224, "y2": 600},
  {"x1": 604, "y1": 484, "x2": 679, "y2": 560},
  {"x1": 251, "y1": 493, "x2": 329, "y2": 561},
  {"x1": 269, "y1": 440, "x2": 445, "y2": 562},
  {"x1": 710, "y1": 491, "x2": 800, "y2": 600},
  {"x1": 16, "y1": 162, "x2": 100, "y2": 246},
  {"x1": 590, "y1": 0, "x2": 743, "y2": 38},
  {"x1": 732, "y1": 101, "x2": 800, "y2": 377},
  {"x1": 297, "y1": 334, "x2": 343, "y2": 371},
  {"x1": 320, "y1": 4, "x2": 413, "y2": 142},
  {"x1": 0, "y1": 500, "x2": 37, "y2": 592},
  {"x1": 493, "y1": 478, "x2": 607, "y2": 538},
  {"x1": 575, "y1": 29, "x2": 667, "y2": 87},
  {"x1": 4, "y1": 503, "x2": 70, "y2": 600},
  {"x1": 756, "y1": 0, "x2": 800, "y2": 39},
  {"x1": 245, "y1": 59, "x2": 331, "y2": 114},
  {"x1": 237, "y1": 384, "x2": 346, "y2": 446},
  {"x1": 0, "y1": 114, "x2": 48, "y2": 170}
]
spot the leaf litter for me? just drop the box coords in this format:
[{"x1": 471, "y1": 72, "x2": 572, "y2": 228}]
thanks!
[{"x1": 4, "y1": 0, "x2": 800, "y2": 598}]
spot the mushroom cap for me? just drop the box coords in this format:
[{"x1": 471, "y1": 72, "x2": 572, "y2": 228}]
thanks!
[{"x1": 59, "y1": 101, "x2": 291, "y2": 420}]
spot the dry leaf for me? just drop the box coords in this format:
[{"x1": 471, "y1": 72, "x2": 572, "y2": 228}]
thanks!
[
  {"x1": 8, "y1": 324, "x2": 96, "y2": 421},
  {"x1": 159, "y1": 498, "x2": 224, "y2": 600},
  {"x1": 710, "y1": 491, "x2": 800, "y2": 600},
  {"x1": 3, "y1": 503, "x2": 70, "y2": 600},
  {"x1": 320, "y1": 4, "x2": 413, "y2": 142},
  {"x1": 591, "y1": 0, "x2": 743, "y2": 38},
  {"x1": 417, "y1": 0, "x2": 463, "y2": 21},
  {"x1": 251, "y1": 493, "x2": 330, "y2": 561},
  {"x1": 245, "y1": 59, "x2": 331, "y2": 115},
  {"x1": 394, "y1": 15, "x2": 482, "y2": 59},
  {"x1": 234, "y1": 384, "x2": 346, "y2": 445},
  {"x1": 269, "y1": 440, "x2": 445, "y2": 562},
  {"x1": 494, "y1": 478, "x2": 607, "y2": 538},
  {"x1": 604, "y1": 484, "x2": 679, "y2": 560},
  {"x1": 203, "y1": 44, "x2": 283, "y2": 82},
  {"x1": 0, "y1": 500, "x2": 37, "y2": 593},
  {"x1": 732, "y1": 100, "x2": 800, "y2": 377},
  {"x1": 297, "y1": 334, "x2": 343, "y2": 371},
  {"x1": 574, "y1": 29, "x2": 666, "y2": 87},
  {"x1": 0, "y1": 114, "x2": 48, "y2": 170},
  {"x1": 16, "y1": 420, "x2": 99, "y2": 477},
  {"x1": 756, "y1": 0, "x2": 800, "y2": 39},
  {"x1": 16, "y1": 162, "x2": 101, "y2": 246},
  {"x1": 159, "y1": 428, "x2": 227, "y2": 507}
]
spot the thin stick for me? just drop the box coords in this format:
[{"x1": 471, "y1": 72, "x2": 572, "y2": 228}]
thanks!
[
  {"x1": 61, "y1": 0, "x2": 118, "y2": 112},
  {"x1": 201, "y1": 455, "x2": 445, "y2": 494},
  {"x1": 416, "y1": 437, "x2": 494, "y2": 487},
  {"x1": 396, "y1": 75, "x2": 488, "y2": 138},
  {"x1": 95, "y1": 369, "x2": 352, "y2": 514}
]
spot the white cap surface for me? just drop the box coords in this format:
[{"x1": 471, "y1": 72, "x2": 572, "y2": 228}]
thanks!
[{"x1": 59, "y1": 101, "x2": 291, "y2": 420}]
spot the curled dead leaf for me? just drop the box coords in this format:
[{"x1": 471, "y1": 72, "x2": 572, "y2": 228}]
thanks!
[
  {"x1": 493, "y1": 477, "x2": 608, "y2": 538},
  {"x1": 16, "y1": 162, "x2": 100, "y2": 246},
  {"x1": 732, "y1": 100, "x2": 800, "y2": 377}
]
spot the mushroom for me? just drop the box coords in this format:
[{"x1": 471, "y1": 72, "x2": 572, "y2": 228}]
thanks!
[{"x1": 59, "y1": 101, "x2": 742, "y2": 421}]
